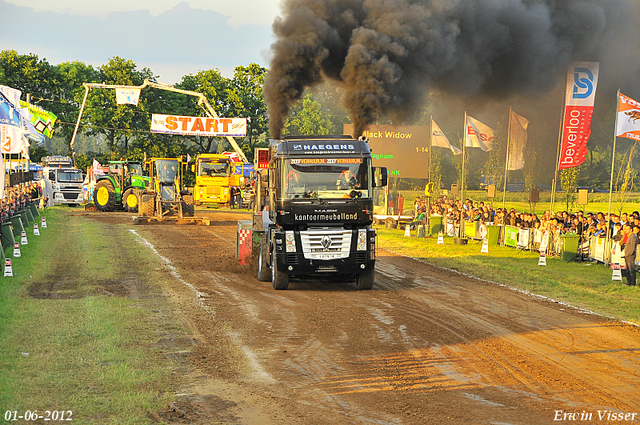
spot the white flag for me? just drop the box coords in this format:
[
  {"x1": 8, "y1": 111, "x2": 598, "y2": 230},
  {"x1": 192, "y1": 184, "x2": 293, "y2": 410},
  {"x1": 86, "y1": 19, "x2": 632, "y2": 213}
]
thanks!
[
  {"x1": 507, "y1": 110, "x2": 529, "y2": 171},
  {"x1": 431, "y1": 118, "x2": 462, "y2": 155},
  {"x1": 465, "y1": 116, "x2": 495, "y2": 151},
  {"x1": 616, "y1": 93, "x2": 640, "y2": 141},
  {"x1": 93, "y1": 159, "x2": 105, "y2": 175},
  {"x1": 115, "y1": 88, "x2": 141, "y2": 106}
]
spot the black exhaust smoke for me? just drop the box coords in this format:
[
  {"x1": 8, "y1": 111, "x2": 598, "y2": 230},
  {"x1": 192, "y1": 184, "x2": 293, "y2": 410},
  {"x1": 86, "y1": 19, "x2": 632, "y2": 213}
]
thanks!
[{"x1": 264, "y1": 0, "x2": 639, "y2": 139}]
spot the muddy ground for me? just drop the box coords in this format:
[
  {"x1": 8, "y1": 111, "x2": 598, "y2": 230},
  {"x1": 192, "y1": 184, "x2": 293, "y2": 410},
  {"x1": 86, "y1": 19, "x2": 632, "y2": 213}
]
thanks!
[{"x1": 78, "y1": 209, "x2": 640, "y2": 424}]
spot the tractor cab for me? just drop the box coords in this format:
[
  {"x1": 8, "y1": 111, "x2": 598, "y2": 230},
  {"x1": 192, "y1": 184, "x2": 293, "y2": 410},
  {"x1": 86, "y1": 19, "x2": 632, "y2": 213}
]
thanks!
[{"x1": 138, "y1": 158, "x2": 194, "y2": 218}]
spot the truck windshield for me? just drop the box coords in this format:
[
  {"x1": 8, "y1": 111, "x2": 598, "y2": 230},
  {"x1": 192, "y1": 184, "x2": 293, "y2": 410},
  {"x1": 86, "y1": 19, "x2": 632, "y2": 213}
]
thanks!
[
  {"x1": 57, "y1": 170, "x2": 83, "y2": 182},
  {"x1": 198, "y1": 160, "x2": 230, "y2": 177},
  {"x1": 280, "y1": 158, "x2": 369, "y2": 200},
  {"x1": 155, "y1": 160, "x2": 178, "y2": 184}
]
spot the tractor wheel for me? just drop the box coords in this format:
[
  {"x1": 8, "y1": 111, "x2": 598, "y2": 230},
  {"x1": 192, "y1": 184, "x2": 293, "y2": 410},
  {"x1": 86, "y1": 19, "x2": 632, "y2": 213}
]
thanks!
[
  {"x1": 257, "y1": 235, "x2": 271, "y2": 282},
  {"x1": 122, "y1": 188, "x2": 138, "y2": 213},
  {"x1": 356, "y1": 268, "x2": 375, "y2": 290},
  {"x1": 94, "y1": 180, "x2": 116, "y2": 212},
  {"x1": 271, "y1": 248, "x2": 289, "y2": 290},
  {"x1": 140, "y1": 194, "x2": 155, "y2": 217},
  {"x1": 182, "y1": 194, "x2": 195, "y2": 217}
]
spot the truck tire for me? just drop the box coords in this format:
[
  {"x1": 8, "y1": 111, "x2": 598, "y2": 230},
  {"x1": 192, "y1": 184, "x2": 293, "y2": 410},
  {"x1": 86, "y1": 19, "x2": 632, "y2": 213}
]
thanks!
[
  {"x1": 94, "y1": 180, "x2": 116, "y2": 212},
  {"x1": 122, "y1": 188, "x2": 138, "y2": 213},
  {"x1": 182, "y1": 194, "x2": 195, "y2": 217},
  {"x1": 271, "y1": 250, "x2": 289, "y2": 290},
  {"x1": 356, "y1": 268, "x2": 375, "y2": 290},
  {"x1": 257, "y1": 236, "x2": 271, "y2": 282},
  {"x1": 140, "y1": 194, "x2": 155, "y2": 217}
]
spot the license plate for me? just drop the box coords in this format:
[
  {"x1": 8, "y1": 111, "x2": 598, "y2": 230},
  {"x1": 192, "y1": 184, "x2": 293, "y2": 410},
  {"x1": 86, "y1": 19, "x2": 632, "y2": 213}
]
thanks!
[{"x1": 315, "y1": 254, "x2": 340, "y2": 259}]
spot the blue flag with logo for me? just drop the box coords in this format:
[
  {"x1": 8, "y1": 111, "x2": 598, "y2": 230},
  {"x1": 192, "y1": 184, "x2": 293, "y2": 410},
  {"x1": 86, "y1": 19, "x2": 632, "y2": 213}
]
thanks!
[{"x1": 0, "y1": 91, "x2": 20, "y2": 128}]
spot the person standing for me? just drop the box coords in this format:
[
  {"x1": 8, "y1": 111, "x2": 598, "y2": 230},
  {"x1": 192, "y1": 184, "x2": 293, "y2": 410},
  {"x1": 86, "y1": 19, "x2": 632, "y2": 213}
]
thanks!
[{"x1": 622, "y1": 224, "x2": 637, "y2": 286}]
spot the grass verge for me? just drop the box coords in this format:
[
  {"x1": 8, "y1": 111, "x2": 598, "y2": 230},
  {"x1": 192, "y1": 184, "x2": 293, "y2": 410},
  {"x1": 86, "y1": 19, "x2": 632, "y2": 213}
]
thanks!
[
  {"x1": 377, "y1": 226, "x2": 640, "y2": 324},
  {"x1": 0, "y1": 207, "x2": 186, "y2": 424}
]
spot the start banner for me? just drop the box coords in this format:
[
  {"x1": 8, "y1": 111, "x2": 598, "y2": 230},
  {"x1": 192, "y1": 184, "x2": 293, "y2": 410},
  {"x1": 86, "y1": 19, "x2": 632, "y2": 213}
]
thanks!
[{"x1": 151, "y1": 114, "x2": 247, "y2": 137}]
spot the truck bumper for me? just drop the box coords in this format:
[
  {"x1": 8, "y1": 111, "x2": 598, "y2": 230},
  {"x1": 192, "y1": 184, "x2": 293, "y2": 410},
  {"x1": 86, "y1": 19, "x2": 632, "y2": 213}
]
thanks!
[{"x1": 273, "y1": 251, "x2": 375, "y2": 276}]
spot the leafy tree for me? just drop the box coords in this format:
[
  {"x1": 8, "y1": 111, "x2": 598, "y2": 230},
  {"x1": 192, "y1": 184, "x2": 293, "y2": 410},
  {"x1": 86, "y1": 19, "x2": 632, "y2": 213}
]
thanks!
[
  {"x1": 229, "y1": 64, "x2": 269, "y2": 159},
  {"x1": 560, "y1": 166, "x2": 580, "y2": 211},
  {"x1": 83, "y1": 56, "x2": 156, "y2": 157},
  {"x1": 284, "y1": 93, "x2": 332, "y2": 136}
]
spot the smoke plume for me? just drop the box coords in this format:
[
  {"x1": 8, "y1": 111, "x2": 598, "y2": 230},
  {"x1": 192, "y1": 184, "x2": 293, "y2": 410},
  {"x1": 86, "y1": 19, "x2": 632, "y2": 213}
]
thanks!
[{"x1": 264, "y1": 0, "x2": 639, "y2": 139}]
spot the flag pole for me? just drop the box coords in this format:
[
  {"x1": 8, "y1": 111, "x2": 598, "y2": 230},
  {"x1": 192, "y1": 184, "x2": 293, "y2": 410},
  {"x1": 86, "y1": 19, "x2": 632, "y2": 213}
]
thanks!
[
  {"x1": 551, "y1": 78, "x2": 569, "y2": 216},
  {"x1": 461, "y1": 111, "x2": 467, "y2": 238},
  {"x1": 503, "y1": 107, "x2": 512, "y2": 211},
  {"x1": 428, "y1": 116, "x2": 433, "y2": 231},
  {"x1": 605, "y1": 89, "x2": 621, "y2": 266}
]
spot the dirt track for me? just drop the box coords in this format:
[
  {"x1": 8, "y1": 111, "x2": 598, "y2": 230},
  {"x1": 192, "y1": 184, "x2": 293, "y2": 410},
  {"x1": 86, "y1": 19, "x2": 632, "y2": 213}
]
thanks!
[{"x1": 85, "y1": 209, "x2": 640, "y2": 424}]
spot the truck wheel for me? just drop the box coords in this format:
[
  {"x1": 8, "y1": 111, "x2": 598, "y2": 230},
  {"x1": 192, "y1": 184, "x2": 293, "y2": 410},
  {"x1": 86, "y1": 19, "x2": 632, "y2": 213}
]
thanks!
[
  {"x1": 356, "y1": 268, "x2": 375, "y2": 290},
  {"x1": 182, "y1": 194, "x2": 195, "y2": 217},
  {"x1": 257, "y1": 236, "x2": 271, "y2": 282},
  {"x1": 94, "y1": 180, "x2": 116, "y2": 212},
  {"x1": 271, "y1": 250, "x2": 289, "y2": 290},
  {"x1": 122, "y1": 188, "x2": 138, "y2": 213},
  {"x1": 140, "y1": 194, "x2": 155, "y2": 217}
]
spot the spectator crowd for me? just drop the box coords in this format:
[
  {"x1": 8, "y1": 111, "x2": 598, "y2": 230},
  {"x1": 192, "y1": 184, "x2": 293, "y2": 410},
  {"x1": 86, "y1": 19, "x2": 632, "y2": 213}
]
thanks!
[
  {"x1": 0, "y1": 181, "x2": 42, "y2": 224},
  {"x1": 412, "y1": 195, "x2": 640, "y2": 241}
]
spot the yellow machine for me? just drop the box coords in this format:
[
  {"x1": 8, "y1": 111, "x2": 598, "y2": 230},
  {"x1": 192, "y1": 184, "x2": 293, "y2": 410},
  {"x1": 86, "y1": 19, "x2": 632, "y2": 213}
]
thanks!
[
  {"x1": 138, "y1": 157, "x2": 194, "y2": 218},
  {"x1": 192, "y1": 153, "x2": 244, "y2": 205}
]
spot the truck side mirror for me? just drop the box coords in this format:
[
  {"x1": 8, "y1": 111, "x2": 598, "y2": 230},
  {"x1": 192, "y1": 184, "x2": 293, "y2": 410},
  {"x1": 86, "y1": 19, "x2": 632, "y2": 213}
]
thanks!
[
  {"x1": 190, "y1": 164, "x2": 195, "y2": 173},
  {"x1": 373, "y1": 167, "x2": 388, "y2": 188}
]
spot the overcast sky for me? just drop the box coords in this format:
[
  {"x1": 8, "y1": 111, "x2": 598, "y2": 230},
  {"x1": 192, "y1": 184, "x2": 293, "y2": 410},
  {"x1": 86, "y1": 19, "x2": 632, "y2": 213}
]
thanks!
[{"x1": 0, "y1": 0, "x2": 281, "y2": 83}]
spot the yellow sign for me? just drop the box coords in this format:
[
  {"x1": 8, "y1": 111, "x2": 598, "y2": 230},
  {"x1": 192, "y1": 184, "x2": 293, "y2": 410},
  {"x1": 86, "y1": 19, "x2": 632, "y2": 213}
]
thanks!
[{"x1": 424, "y1": 182, "x2": 435, "y2": 197}]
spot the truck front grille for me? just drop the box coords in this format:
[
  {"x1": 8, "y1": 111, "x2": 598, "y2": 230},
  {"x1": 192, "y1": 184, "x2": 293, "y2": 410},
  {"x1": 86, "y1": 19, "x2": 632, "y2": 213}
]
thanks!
[
  {"x1": 62, "y1": 192, "x2": 80, "y2": 200},
  {"x1": 299, "y1": 228, "x2": 352, "y2": 260}
]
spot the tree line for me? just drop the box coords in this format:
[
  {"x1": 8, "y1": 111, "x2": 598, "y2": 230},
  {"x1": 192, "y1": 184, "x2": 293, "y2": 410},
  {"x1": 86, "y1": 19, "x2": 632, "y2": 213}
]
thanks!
[{"x1": 0, "y1": 50, "x2": 629, "y2": 197}]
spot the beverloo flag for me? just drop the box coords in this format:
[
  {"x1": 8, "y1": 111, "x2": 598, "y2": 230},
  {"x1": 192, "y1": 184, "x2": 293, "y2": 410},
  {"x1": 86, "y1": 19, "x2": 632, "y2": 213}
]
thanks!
[
  {"x1": 616, "y1": 93, "x2": 640, "y2": 141},
  {"x1": 465, "y1": 116, "x2": 495, "y2": 151},
  {"x1": 431, "y1": 118, "x2": 461, "y2": 155},
  {"x1": 507, "y1": 110, "x2": 529, "y2": 171},
  {"x1": 558, "y1": 62, "x2": 599, "y2": 170}
]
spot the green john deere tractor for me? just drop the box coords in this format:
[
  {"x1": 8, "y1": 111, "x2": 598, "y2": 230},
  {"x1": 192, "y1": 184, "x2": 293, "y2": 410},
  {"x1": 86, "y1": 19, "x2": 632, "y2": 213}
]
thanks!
[{"x1": 93, "y1": 161, "x2": 150, "y2": 212}]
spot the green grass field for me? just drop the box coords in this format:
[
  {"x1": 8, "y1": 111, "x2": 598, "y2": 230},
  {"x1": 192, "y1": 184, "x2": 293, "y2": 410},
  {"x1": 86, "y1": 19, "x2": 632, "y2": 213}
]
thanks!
[{"x1": 0, "y1": 208, "x2": 183, "y2": 424}]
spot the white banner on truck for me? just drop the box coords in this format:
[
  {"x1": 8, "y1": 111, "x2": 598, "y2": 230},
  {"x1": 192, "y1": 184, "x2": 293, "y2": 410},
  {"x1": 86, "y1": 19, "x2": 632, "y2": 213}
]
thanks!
[{"x1": 150, "y1": 114, "x2": 247, "y2": 137}]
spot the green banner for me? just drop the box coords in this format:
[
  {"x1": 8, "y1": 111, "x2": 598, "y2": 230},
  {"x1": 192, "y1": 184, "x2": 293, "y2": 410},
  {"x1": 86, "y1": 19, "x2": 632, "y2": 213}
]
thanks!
[
  {"x1": 505, "y1": 226, "x2": 518, "y2": 247},
  {"x1": 20, "y1": 100, "x2": 57, "y2": 138}
]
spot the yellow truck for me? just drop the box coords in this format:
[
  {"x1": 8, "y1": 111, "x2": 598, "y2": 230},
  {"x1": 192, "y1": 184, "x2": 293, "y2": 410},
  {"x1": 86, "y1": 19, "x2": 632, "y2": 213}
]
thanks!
[{"x1": 192, "y1": 153, "x2": 245, "y2": 206}]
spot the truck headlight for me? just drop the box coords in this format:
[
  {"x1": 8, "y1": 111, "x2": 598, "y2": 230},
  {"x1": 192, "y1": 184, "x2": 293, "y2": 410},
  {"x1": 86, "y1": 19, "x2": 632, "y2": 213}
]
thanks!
[
  {"x1": 286, "y1": 231, "x2": 296, "y2": 253},
  {"x1": 357, "y1": 229, "x2": 367, "y2": 251}
]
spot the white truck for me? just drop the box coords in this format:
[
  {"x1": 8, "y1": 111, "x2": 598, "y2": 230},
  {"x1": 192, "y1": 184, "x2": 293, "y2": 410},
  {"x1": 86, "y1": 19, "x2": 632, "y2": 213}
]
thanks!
[{"x1": 41, "y1": 156, "x2": 84, "y2": 207}]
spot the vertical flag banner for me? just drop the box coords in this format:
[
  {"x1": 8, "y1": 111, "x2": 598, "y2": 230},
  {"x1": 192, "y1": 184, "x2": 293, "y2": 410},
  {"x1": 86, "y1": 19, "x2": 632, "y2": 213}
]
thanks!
[
  {"x1": 558, "y1": 62, "x2": 599, "y2": 170},
  {"x1": 465, "y1": 116, "x2": 495, "y2": 151},
  {"x1": 507, "y1": 110, "x2": 529, "y2": 170},
  {"x1": 616, "y1": 93, "x2": 640, "y2": 141},
  {"x1": 0, "y1": 90, "x2": 23, "y2": 154},
  {"x1": 115, "y1": 88, "x2": 141, "y2": 106},
  {"x1": 431, "y1": 118, "x2": 462, "y2": 155}
]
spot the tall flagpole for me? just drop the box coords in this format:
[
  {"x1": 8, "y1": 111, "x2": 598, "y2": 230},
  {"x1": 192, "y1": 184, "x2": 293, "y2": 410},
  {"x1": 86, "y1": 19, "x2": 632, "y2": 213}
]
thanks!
[
  {"x1": 461, "y1": 111, "x2": 467, "y2": 238},
  {"x1": 428, "y1": 116, "x2": 433, "y2": 231},
  {"x1": 502, "y1": 107, "x2": 512, "y2": 211},
  {"x1": 605, "y1": 90, "x2": 621, "y2": 266},
  {"x1": 551, "y1": 80, "x2": 569, "y2": 215}
]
